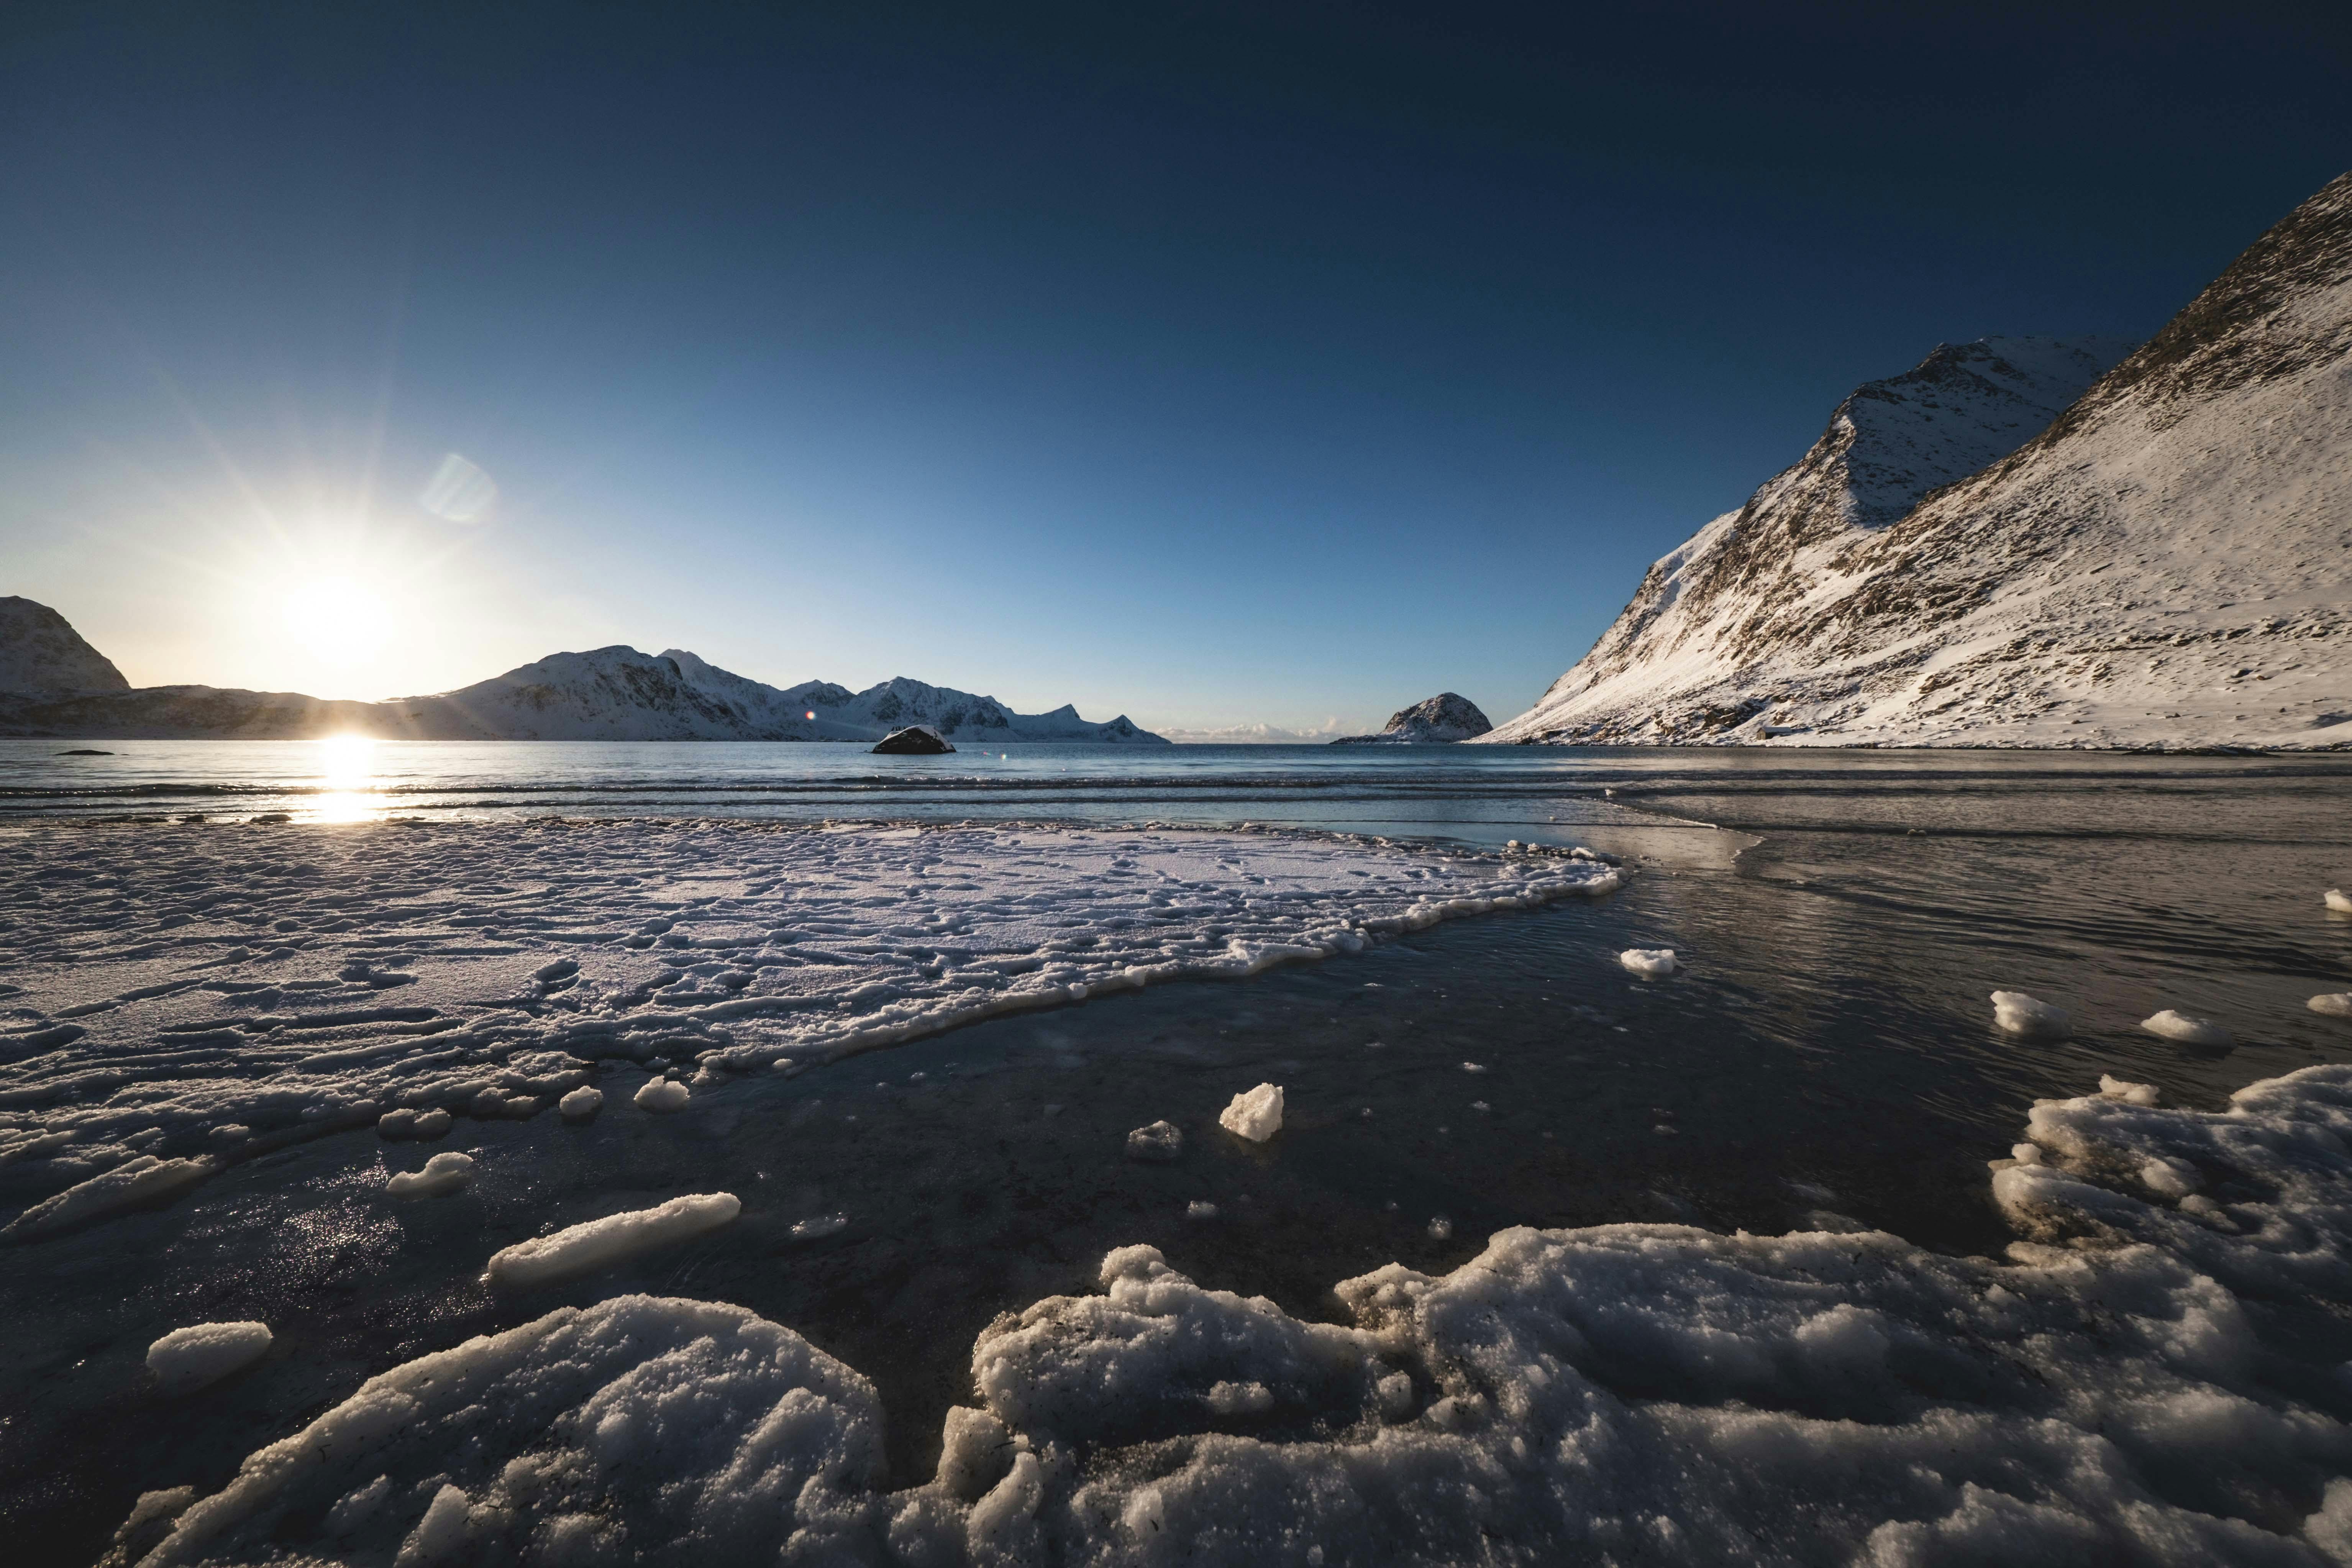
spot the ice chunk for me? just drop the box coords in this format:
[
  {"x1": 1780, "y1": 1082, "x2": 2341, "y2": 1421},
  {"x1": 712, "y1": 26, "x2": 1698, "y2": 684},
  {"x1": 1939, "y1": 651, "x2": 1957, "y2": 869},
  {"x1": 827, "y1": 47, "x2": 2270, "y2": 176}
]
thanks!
[
  {"x1": 1, "y1": 1154, "x2": 217, "y2": 1242},
  {"x1": 385, "y1": 1152, "x2": 476, "y2": 1199},
  {"x1": 2141, "y1": 1009, "x2": 2232, "y2": 1046},
  {"x1": 483, "y1": 1193, "x2": 740, "y2": 1289},
  {"x1": 558, "y1": 1085, "x2": 604, "y2": 1120},
  {"x1": 377, "y1": 1109, "x2": 417, "y2": 1140},
  {"x1": 2098, "y1": 1073, "x2": 2161, "y2": 1106},
  {"x1": 124, "y1": 1295, "x2": 880, "y2": 1566},
  {"x1": 1427, "y1": 1216, "x2": 1453, "y2": 1240},
  {"x1": 1218, "y1": 1083, "x2": 1284, "y2": 1142},
  {"x1": 1204, "y1": 1379, "x2": 1274, "y2": 1415},
  {"x1": 147, "y1": 1322, "x2": 271, "y2": 1392},
  {"x1": 2326, "y1": 888, "x2": 2352, "y2": 913},
  {"x1": 412, "y1": 1109, "x2": 453, "y2": 1140},
  {"x1": 1125, "y1": 1120, "x2": 1184, "y2": 1161},
  {"x1": 2140, "y1": 1157, "x2": 2200, "y2": 1198},
  {"x1": 1991, "y1": 990, "x2": 2071, "y2": 1038},
  {"x1": 1620, "y1": 947, "x2": 1679, "y2": 977},
  {"x1": 1186, "y1": 1201, "x2": 1219, "y2": 1219},
  {"x1": 2309, "y1": 993, "x2": 2352, "y2": 1019},
  {"x1": 633, "y1": 1078, "x2": 690, "y2": 1113}
]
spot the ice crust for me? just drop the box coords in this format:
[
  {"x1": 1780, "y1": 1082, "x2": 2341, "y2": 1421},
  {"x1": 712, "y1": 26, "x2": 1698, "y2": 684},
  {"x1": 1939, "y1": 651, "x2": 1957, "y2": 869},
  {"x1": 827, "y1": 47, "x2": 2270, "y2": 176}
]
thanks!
[
  {"x1": 1218, "y1": 1084, "x2": 1284, "y2": 1142},
  {"x1": 146, "y1": 1322, "x2": 271, "y2": 1393},
  {"x1": 1991, "y1": 989, "x2": 2072, "y2": 1037},
  {"x1": 0, "y1": 820, "x2": 1617, "y2": 1239},
  {"x1": 483, "y1": 1193, "x2": 741, "y2": 1290},
  {"x1": 141, "y1": 1064, "x2": 2352, "y2": 1564}
]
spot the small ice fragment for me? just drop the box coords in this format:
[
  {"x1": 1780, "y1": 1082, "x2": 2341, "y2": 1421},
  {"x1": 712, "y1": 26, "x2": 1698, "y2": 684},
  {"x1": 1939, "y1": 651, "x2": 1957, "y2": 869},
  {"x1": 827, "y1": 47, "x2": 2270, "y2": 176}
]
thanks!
[
  {"x1": 2141, "y1": 1009, "x2": 2231, "y2": 1046},
  {"x1": 2309, "y1": 993, "x2": 2352, "y2": 1019},
  {"x1": 1620, "y1": 948, "x2": 1679, "y2": 978},
  {"x1": 386, "y1": 1151, "x2": 476, "y2": 1199},
  {"x1": 1218, "y1": 1083, "x2": 1284, "y2": 1142},
  {"x1": 2099, "y1": 1073, "x2": 2161, "y2": 1106},
  {"x1": 147, "y1": 1321, "x2": 271, "y2": 1391},
  {"x1": 1427, "y1": 1216, "x2": 1453, "y2": 1241},
  {"x1": 483, "y1": 1192, "x2": 740, "y2": 1288},
  {"x1": 634, "y1": 1078, "x2": 690, "y2": 1113},
  {"x1": 1186, "y1": 1201, "x2": 1218, "y2": 1219},
  {"x1": 1471, "y1": 1101, "x2": 1490, "y2": 1112},
  {"x1": 1990, "y1": 990, "x2": 2071, "y2": 1038},
  {"x1": 559, "y1": 1086, "x2": 604, "y2": 1120},
  {"x1": 1125, "y1": 1120, "x2": 1184, "y2": 1162},
  {"x1": 1461, "y1": 1061, "x2": 1487, "y2": 1074},
  {"x1": 412, "y1": 1109, "x2": 453, "y2": 1140},
  {"x1": 2326, "y1": 888, "x2": 2352, "y2": 913},
  {"x1": 376, "y1": 1109, "x2": 417, "y2": 1140},
  {"x1": 2140, "y1": 1156, "x2": 2200, "y2": 1198},
  {"x1": 790, "y1": 1213, "x2": 848, "y2": 1241},
  {"x1": 2010, "y1": 1143, "x2": 2044, "y2": 1165}
]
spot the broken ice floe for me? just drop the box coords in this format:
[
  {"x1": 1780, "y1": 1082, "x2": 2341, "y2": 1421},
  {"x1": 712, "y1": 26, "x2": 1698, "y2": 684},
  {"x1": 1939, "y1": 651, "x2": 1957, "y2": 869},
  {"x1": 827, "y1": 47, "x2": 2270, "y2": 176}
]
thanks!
[
  {"x1": 1218, "y1": 1084, "x2": 1284, "y2": 1143},
  {"x1": 384, "y1": 1151, "x2": 475, "y2": 1199},
  {"x1": 482, "y1": 1192, "x2": 740, "y2": 1289},
  {"x1": 0, "y1": 820, "x2": 1620, "y2": 1237},
  {"x1": 2141, "y1": 1009, "x2": 2233, "y2": 1047},
  {"x1": 1991, "y1": 989, "x2": 2072, "y2": 1038},
  {"x1": 2326, "y1": 888, "x2": 2352, "y2": 914},
  {"x1": 1619, "y1": 947, "x2": 1679, "y2": 977},
  {"x1": 633, "y1": 1078, "x2": 690, "y2": 1113},
  {"x1": 144, "y1": 1060, "x2": 2352, "y2": 1563},
  {"x1": 146, "y1": 1322, "x2": 271, "y2": 1393},
  {"x1": 2308, "y1": 993, "x2": 2352, "y2": 1019},
  {"x1": 558, "y1": 1084, "x2": 604, "y2": 1119},
  {"x1": 1125, "y1": 1120, "x2": 1184, "y2": 1162}
]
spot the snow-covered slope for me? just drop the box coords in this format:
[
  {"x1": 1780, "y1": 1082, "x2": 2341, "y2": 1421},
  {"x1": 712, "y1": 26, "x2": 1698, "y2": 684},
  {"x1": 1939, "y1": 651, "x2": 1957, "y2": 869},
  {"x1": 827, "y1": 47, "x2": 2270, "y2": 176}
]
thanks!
[
  {"x1": 1488, "y1": 171, "x2": 2352, "y2": 751},
  {"x1": 1332, "y1": 692, "x2": 1493, "y2": 744},
  {"x1": 0, "y1": 598, "x2": 128, "y2": 696},
  {"x1": 0, "y1": 636, "x2": 1166, "y2": 742}
]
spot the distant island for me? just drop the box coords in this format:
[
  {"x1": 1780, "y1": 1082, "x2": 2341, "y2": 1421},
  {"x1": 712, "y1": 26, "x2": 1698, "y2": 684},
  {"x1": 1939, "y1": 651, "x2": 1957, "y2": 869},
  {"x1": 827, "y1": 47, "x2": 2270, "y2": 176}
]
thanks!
[{"x1": 0, "y1": 602, "x2": 1166, "y2": 743}]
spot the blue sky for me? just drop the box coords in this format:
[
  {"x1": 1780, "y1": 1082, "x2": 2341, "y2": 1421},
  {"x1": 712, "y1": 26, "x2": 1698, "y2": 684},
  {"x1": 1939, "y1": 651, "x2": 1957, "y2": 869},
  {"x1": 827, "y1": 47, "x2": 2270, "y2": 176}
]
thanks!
[{"x1": 4, "y1": 2, "x2": 2346, "y2": 736}]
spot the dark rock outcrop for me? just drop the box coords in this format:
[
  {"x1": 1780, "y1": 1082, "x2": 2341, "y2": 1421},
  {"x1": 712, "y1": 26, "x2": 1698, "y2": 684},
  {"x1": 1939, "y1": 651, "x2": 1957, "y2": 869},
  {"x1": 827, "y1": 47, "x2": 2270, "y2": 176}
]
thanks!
[
  {"x1": 871, "y1": 725, "x2": 955, "y2": 754},
  {"x1": 1332, "y1": 693, "x2": 1493, "y2": 744}
]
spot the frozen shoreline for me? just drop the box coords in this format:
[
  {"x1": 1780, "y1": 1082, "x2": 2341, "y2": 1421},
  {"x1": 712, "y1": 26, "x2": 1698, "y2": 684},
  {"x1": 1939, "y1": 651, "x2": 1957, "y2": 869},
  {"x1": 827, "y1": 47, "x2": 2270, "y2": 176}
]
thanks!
[
  {"x1": 1, "y1": 819, "x2": 1620, "y2": 1238},
  {"x1": 115, "y1": 1062, "x2": 2352, "y2": 1566}
]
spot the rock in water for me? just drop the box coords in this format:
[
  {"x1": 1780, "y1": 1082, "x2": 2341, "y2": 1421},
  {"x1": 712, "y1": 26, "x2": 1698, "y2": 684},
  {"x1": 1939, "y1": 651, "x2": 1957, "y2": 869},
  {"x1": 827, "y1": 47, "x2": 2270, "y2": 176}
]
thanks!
[
  {"x1": 1332, "y1": 692, "x2": 1494, "y2": 744},
  {"x1": 1486, "y1": 171, "x2": 2352, "y2": 751},
  {"x1": 0, "y1": 597, "x2": 129, "y2": 696},
  {"x1": 872, "y1": 724, "x2": 955, "y2": 754}
]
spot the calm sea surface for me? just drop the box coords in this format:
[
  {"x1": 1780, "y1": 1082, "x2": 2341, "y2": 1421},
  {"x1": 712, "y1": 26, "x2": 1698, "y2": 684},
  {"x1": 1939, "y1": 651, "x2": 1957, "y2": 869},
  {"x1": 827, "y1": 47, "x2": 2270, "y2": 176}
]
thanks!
[{"x1": 4, "y1": 740, "x2": 2350, "y2": 1561}]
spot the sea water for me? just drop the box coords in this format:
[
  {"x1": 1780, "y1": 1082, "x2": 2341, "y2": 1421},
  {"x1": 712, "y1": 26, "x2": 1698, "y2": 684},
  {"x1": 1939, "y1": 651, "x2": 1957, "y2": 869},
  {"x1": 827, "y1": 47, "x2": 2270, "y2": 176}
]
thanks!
[{"x1": 2, "y1": 741, "x2": 2349, "y2": 1563}]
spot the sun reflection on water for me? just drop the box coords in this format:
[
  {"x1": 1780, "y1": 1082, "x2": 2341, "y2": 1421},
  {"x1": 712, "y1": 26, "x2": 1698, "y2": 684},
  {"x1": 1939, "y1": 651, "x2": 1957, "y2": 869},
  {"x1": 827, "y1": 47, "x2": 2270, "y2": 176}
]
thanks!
[{"x1": 306, "y1": 735, "x2": 384, "y2": 823}]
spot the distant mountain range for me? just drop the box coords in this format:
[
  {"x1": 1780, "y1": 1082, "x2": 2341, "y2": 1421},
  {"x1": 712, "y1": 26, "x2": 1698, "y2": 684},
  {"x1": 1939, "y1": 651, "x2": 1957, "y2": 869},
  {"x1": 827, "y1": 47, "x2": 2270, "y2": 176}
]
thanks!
[
  {"x1": 0, "y1": 608, "x2": 1165, "y2": 743},
  {"x1": 1487, "y1": 170, "x2": 2352, "y2": 751}
]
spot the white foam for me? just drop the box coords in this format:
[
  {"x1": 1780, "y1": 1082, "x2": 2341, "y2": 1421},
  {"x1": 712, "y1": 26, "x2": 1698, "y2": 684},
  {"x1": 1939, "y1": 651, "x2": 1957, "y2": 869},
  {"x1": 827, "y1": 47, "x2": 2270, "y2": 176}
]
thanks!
[
  {"x1": 1990, "y1": 989, "x2": 2072, "y2": 1037},
  {"x1": 385, "y1": 1151, "x2": 475, "y2": 1199},
  {"x1": 146, "y1": 1322, "x2": 272, "y2": 1392},
  {"x1": 482, "y1": 1193, "x2": 740, "y2": 1289},
  {"x1": 632, "y1": 1078, "x2": 689, "y2": 1113},
  {"x1": 1620, "y1": 947, "x2": 1680, "y2": 977},
  {"x1": 1218, "y1": 1084, "x2": 1284, "y2": 1142},
  {"x1": 2141, "y1": 1009, "x2": 2232, "y2": 1046}
]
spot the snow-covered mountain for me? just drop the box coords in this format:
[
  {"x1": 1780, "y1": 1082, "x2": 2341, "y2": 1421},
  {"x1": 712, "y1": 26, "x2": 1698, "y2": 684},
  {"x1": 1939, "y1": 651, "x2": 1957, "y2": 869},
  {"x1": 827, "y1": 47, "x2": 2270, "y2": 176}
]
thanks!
[
  {"x1": 0, "y1": 625, "x2": 1166, "y2": 743},
  {"x1": 1487, "y1": 171, "x2": 2352, "y2": 751},
  {"x1": 1332, "y1": 692, "x2": 1493, "y2": 743},
  {"x1": 0, "y1": 597, "x2": 128, "y2": 696},
  {"x1": 387, "y1": 646, "x2": 1165, "y2": 743}
]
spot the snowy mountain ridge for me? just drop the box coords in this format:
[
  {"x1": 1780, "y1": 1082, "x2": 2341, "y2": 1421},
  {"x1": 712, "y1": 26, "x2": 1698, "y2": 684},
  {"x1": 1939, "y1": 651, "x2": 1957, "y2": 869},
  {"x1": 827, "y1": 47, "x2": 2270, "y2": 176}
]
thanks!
[
  {"x1": 0, "y1": 631, "x2": 1165, "y2": 743},
  {"x1": 1487, "y1": 171, "x2": 2352, "y2": 751},
  {"x1": 0, "y1": 596, "x2": 129, "y2": 697}
]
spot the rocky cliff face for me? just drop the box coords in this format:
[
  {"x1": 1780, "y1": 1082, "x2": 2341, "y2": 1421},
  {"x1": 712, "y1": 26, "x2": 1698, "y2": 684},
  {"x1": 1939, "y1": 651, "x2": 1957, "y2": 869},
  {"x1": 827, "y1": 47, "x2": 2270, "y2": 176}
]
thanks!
[
  {"x1": 1332, "y1": 692, "x2": 1493, "y2": 744},
  {"x1": 0, "y1": 598, "x2": 128, "y2": 696},
  {"x1": 1487, "y1": 171, "x2": 2352, "y2": 750}
]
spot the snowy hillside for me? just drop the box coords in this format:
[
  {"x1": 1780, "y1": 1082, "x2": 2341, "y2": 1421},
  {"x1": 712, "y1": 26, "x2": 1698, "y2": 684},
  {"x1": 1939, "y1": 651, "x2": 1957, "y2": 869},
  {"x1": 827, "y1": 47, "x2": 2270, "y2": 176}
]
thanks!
[
  {"x1": 1488, "y1": 170, "x2": 2352, "y2": 751},
  {"x1": 0, "y1": 628, "x2": 1165, "y2": 743},
  {"x1": 0, "y1": 597, "x2": 127, "y2": 696}
]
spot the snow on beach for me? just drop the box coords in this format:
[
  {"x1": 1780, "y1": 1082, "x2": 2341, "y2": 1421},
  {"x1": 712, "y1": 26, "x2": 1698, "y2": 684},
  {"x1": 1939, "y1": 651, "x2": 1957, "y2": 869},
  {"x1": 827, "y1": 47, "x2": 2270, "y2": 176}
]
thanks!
[
  {"x1": 120, "y1": 1064, "x2": 2352, "y2": 1565},
  {"x1": 0, "y1": 818, "x2": 1620, "y2": 1240}
]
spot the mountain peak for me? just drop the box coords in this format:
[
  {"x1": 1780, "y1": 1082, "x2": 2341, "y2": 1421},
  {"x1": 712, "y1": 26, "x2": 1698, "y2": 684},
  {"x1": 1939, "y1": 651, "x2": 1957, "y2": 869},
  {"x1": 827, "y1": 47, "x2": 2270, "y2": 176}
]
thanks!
[{"x1": 0, "y1": 598, "x2": 131, "y2": 697}]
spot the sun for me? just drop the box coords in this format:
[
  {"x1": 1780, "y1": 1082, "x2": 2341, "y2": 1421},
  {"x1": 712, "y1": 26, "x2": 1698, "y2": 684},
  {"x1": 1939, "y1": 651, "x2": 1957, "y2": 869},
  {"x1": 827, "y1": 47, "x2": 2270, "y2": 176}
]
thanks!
[{"x1": 280, "y1": 575, "x2": 395, "y2": 666}]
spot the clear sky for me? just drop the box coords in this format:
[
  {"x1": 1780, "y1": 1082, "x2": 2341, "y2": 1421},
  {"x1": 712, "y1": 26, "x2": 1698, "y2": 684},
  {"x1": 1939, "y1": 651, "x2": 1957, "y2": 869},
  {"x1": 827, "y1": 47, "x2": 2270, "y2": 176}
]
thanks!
[{"x1": 4, "y1": 2, "x2": 2347, "y2": 738}]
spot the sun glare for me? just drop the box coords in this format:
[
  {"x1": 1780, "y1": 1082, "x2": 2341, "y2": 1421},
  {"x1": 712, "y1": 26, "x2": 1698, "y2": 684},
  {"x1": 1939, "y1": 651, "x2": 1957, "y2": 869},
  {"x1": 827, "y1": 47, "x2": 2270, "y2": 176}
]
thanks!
[
  {"x1": 280, "y1": 574, "x2": 395, "y2": 667},
  {"x1": 308, "y1": 733, "x2": 383, "y2": 823}
]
